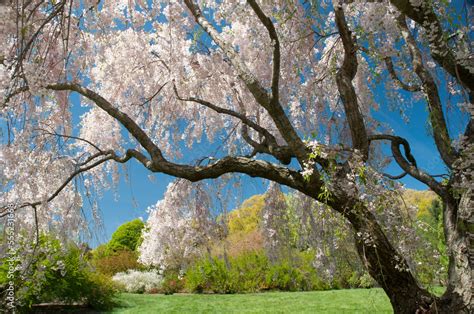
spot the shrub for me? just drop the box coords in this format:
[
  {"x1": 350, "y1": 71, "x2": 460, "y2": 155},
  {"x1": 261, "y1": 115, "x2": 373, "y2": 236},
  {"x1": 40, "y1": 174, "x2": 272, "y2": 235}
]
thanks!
[
  {"x1": 112, "y1": 269, "x2": 163, "y2": 293},
  {"x1": 265, "y1": 262, "x2": 301, "y2": 291},
  {"x1": 85, "y1": 272, "x2": 120, "y2": 310},
  {"x1": 185, "y1": 250, "x2": 327, "y2": 293},
  {"x1": 292, "y1": 251, "x2": 328, "y2": 291},
  {"x1": 90, "y1": 219, "x2": 144, "y2": 261},
  {"x1": 0, "y1": 234, "x2": 118, "y2": 312},
  {"x1": 93, "y1": 249, "x2": 142, "y2": 276},
  {"x1": 161, "y1": 271, "x2": 185, "y2": 295},
  {"x1": 229, "y1": 251, "x2": 269, "y2": 292},
  {"x1": 185, "y1": 257, "x2": 234, "y2": 293},
  {"x1": 199, "y1": 257, "x2": 235, "y2": 294},
  {"x1": 185, "y1": 263, "x2": 207, "y2": 293}
]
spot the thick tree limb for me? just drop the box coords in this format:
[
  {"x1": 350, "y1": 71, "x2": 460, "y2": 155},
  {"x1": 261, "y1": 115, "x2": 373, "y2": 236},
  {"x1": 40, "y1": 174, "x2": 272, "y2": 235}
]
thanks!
[
  {"x1": 396, "y1": 14, "x2": 458, "y2": 167},
  {"x1": 2, "y1": 79, "x2": 321, "y2": 217},
  {"x1": 334, "y1": 3, "x2": 369, "y2": 159},
  {"x1": 389, "y1": 0, "x2": 474, "y2": 93},
  {"x1": 45, "y1": 83, "x2": 305, "y2": 187},
  {"x1": 368, "y1": 134, "x2": 446, "y2": 196},
  {"x1": 47, "y1": 83, "x2": 164, "y2": 161},
  {"x1": 384, "y1": 57, "x2": 421, "y2": 92},
  {"x1": 1, "y1": 151, "x2": 316, "y2": 218},
  {"x1": 247, "y1": 0, "x2": 280, "y2": 106},
  {"x1": 183, "y1": 0, "x2": 307, "y2": 162},
  {"x1": 148, "y1": 155, "x2": 312, "y2": 193},
  {"x1": 50, "y1": 82, "x2": 306, "y2": 187}
]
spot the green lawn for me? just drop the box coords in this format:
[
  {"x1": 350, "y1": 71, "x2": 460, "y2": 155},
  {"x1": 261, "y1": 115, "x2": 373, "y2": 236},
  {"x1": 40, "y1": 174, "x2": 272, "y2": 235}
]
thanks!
[{"x1": 110, "y1": 289, "x2": 393, "y2": 313}]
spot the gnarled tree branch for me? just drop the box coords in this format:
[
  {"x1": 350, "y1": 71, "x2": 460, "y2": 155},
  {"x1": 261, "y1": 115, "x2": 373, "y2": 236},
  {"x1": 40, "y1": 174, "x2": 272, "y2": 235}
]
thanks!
[
  {"x1": 396, "y1": 14, "x2": 458, "y2": 167},
  {"x1": 389, "y1": 0, "x2": 474, "y2": 93},
  {"x1": 247, "y1": 0, "x2": 280, "y2": 106},
  {"x1": 183, "y1": 0, "x2": 307, "y2": 162},
  {"x1": 334, "y1": 3, "x2": 369, "y2": 159},
  {"x1": 368, "y1": 134, "x2": 447, "y2": 197},
  {"x1": 384, "y1": 57, "x2": 421, "y2": 92}
]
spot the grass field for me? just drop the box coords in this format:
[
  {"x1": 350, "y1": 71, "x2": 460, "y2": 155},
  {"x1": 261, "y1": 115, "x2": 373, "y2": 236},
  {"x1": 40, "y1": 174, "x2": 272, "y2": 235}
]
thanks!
[{"x1": 111, "y1": 288, "x2": 393, "y2": 313}]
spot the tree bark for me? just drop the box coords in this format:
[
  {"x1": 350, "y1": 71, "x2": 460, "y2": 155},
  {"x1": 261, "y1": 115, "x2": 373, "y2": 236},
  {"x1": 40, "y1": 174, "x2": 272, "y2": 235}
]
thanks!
[
  {"x1": 316, "y1": 164, "x2": 435, "y2": 313},
  {"x1": 330, "y1": 196, "x2": 436, "y2": 313},
  {"x1": 438, "y1": 194, "x2": 473, "y2": 313}
]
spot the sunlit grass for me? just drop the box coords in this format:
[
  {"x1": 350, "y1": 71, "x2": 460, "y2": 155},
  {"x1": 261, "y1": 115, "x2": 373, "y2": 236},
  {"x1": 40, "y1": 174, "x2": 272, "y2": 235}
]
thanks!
[{"x1": 111, "y1": 288, "x2": 392, "y2": 313}]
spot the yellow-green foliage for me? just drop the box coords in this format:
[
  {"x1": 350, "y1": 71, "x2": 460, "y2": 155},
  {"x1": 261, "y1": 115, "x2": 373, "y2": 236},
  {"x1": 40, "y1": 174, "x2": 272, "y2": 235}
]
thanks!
[
  {"x1": 92, "y1": 249, "x2": 142, "y2": 276},
  {"x1": 220, "y1": 230, "x2": 263, "y2": 257},
  {"x1": 216, "y1": 195, "x2": 266, "y2": 257},
  {"x1": 227, "y1": 195, "x2": 265, "y2": 234},
  {"x1": 403, "y1": 189, "x2": 437, "y2": 220}
]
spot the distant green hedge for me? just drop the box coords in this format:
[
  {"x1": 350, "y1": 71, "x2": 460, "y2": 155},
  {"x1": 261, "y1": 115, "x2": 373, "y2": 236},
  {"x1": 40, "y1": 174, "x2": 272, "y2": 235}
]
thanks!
[{"x1": 185, "y1": 250, "x2": 373, "y2": 294}]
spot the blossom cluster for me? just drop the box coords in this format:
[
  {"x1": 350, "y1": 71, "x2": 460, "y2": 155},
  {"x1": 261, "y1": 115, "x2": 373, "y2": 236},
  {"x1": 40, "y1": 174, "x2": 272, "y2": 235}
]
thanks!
[
  {"x1": 112, "y1": 269, "x2": 163, "y2": 293},
  {"x1": 138, "y1": 180, "x2": 217, "y2": 271}
]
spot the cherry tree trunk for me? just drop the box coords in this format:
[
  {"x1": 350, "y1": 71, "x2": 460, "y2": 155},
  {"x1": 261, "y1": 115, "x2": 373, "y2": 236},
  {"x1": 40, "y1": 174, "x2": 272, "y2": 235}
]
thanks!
[
  {"x1": 319, "y1": 165, "x2": 436, "y2": 313},
  {"x1": 327, "y1": 191, "x2": 433, "y2": 313},
  {"x1": 438, "y1": 195, "x2": 473, "y2": 313},
  {"x1": 349, "y1": 208, "x2": 433, "y2": 313}
]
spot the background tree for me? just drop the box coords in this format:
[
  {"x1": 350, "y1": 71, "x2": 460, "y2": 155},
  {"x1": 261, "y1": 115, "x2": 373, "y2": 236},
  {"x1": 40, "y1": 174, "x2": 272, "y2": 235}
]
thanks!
[
  {"x1": 107, "y1": 219, "x2": 144, "y2": 253},
  {"x1": 262, "y1": 183, "x2": 292, "y2": 263},
  {"x1": 91, "y1": 219, "x2": 145, "y2": 276},
  {"x1": 0, "y1": 0, "x2": 472, "y2": 312},
  {"x1": 138, "y1": 180, "x2": 218, "y2": 272},
  {"x1": 220, "y1": 194, "x2": 265, "y2": 257}
]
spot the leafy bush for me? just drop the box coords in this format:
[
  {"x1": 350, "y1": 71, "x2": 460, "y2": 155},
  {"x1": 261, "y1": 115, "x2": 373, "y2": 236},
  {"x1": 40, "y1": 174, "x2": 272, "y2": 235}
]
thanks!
[
  {"x1": 112, "y1": 269, "x2": 163, "y2": 293},
  {"x1": 0, "y1": 234, "x2": 118, "y2": 312},
  {"x1": 185, "y1": 251, "x2": 327, "y2": 293},
  {"x1": 265, "y1": 262, "x2": 301, "y2": 291},
  {"x1": 91, "y1": 219, "x2": 145, "y2": 262},
  {"x1": 186, "y1": 257, "x2": 235, "y2": 294},
  {"x1": 293, "y1": 251, "x2": 328, "y2": 291},
  {"x1": 228, "y1": 251, "x2": 269, "y2": 292},
  {"x1": 264, "y1": 253, "x2": 328, "y2": 291},
  {"x1": 85, "y1": 272, "x2": 120, "y2": 310},
  {"x1": 93, "y1": 249, "x2": 142, "y2": 276},
  {"x1": 161, "y1": 271, "x2": 185, "y2": 295}
]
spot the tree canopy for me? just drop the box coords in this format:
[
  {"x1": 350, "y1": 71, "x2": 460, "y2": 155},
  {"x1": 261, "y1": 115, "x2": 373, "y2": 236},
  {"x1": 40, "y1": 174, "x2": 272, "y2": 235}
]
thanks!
[
  {"x1": 0, "y1": 1, "x2": 472, "y2": 313},
  {"x1": 108, "y1": 219, "x2": 144, "y2": 253}
]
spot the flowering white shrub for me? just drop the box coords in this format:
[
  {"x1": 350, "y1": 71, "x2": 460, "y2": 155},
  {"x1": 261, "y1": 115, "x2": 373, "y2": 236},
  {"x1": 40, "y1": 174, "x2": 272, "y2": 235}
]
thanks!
[{"x1": 112, "y1": 269, "x2": 163, "y2": 293}]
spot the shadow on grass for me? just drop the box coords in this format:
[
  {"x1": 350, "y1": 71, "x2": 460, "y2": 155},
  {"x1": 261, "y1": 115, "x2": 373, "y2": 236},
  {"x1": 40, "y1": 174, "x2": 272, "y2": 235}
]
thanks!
[{"x1": 31, "y1": 304, "x2": 100, "y2": 313}]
